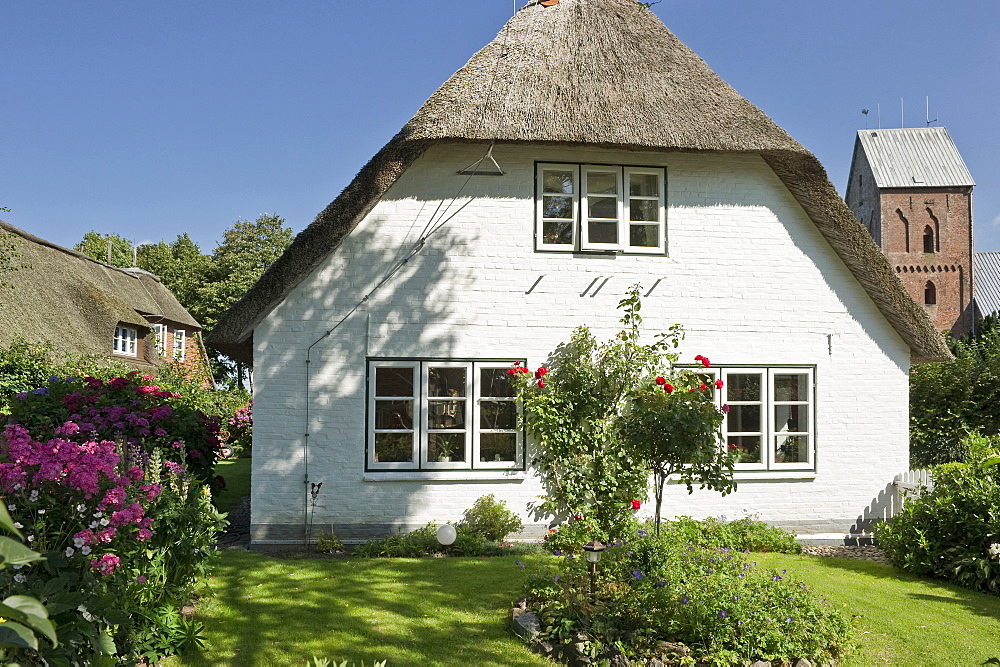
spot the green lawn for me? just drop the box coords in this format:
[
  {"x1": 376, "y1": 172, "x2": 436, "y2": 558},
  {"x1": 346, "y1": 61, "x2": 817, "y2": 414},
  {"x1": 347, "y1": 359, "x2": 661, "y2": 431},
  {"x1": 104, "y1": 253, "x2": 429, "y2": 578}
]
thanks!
[
  {"x1": 212, "y1": 457, "x2": 251, "y2": 515},
  {"x1": 168, "y1": 551, "x2": 550, "y2": 666},
  {"x1": 757, "y1": 553, "x2": 1000, "y2": 665},
  {"x1": 170, "y1": 549, "x2": 1000, "y2": 666}
]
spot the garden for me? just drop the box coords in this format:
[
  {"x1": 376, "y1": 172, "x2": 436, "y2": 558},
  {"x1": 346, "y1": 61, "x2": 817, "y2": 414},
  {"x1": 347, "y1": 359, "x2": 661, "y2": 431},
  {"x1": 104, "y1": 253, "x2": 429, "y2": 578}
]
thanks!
[{"x1": 3, "y1": 290, "x2": 1000, "y2": 664}]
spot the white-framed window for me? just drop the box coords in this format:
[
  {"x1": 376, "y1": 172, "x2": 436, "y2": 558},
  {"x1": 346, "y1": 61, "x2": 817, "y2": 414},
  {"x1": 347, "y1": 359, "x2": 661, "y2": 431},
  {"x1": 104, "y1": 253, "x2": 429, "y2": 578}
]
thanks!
[
  {"x1": 536, "y1": 162, "x2": 666, "y2": 254},
  {"x1": 680, "y1": 366, "x2": 815, "y2": 471},
  {"x1": 173, "y1": 329, "x2": 186, "y2": 361},
  {"x1": 113, "y1": 326, "x2": 138, "y2": 357},
  {"x1": 367, "y1": 360, "x2": 523, "y2": 471},
  {"x1": 152, "y1": 324, "x2": 167, "y2": 356}
]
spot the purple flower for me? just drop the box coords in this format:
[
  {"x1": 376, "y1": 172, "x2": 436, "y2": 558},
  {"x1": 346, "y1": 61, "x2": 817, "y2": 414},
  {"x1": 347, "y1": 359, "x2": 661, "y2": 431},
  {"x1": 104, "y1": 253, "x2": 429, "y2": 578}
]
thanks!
[
  {"x1": 719, "y1": 609, "x2": 728, "y2": 619},
  {"x1": 786, "y1": 616, "x2": 793, "y2": 623},
  {"x1": 772, "y1": 575, "x2": 783, "y2": 581},
  {"x1": 552, "y1": 549, "x2": 562, "y2": 556},
  {"x1": 706, "y1": 568, "x2": 713, "y2": 574},
  {"x1": 680, "y1": 595, "x2": 689, "y2": 605},
  {"x1": 137, "y1": 576, "x2": 147, "y2": 584},
  {"x1": 632, "y1": 569, "x2": 644, "y2": 580},
  {"x1": 515, "y1": 559, "x2": 525, "y2": 569},
  {"x1": 31, "y1": 388, "x2": 49, "y2": 396},
  {"x1": 656, "y1": 580, "x2": 666, "y2": 588}
]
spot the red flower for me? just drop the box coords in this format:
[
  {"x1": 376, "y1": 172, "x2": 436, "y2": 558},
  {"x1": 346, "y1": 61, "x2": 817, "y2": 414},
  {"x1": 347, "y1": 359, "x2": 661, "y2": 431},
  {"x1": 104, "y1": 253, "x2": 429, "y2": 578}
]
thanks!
[
  {"x1": 631, "y1": 500, "x2": 641, "y2": 510},
  {"x1": 715, "y1": 379, "x2": 724, "y2": 389},
  {"x1": 699, "y1": 383, "x2": 708, "y2": 391},
  {"x1": 506, "y1": 369, "x2": 516, "y2": 376},
  {"x1": 694, "y1": 355, "x2": 703, "y2": 362},
  {"x1": 722, "y1": 404, "x2": 731, "y2": 413},
  {"x1": 513, "y1": 360, "x2": 521, "y2": 367},
  {"x1": 664, "y1": 384, "x2": 674, "y2": 393},
  {"x1": 655, "y1": 376, "x2": 666, "y2": 385},
  {"x1": 537, "y1": 380, "x2": 546, "y2": 389},
  {"x1": 701, "y1": 357, "x2": 711, "y2": 368},
  {"x1": 537, "y1": 366, "x2": 548, "y2": 376}
]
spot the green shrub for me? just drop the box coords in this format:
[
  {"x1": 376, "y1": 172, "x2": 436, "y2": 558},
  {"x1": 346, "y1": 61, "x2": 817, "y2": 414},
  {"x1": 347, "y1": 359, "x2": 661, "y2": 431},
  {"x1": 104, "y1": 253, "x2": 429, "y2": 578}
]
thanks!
[
  {"x1": 0, "y1": 337, "x2": 58, "y2": 412},
  {"x1": 875, "y1": 433, "x2": 1000, "y2": 594},
  {"x1": 353, "y1": 524, "x2": 486, "y2": 558},
  {"x1": 660, "y1": 514, "x2": 802, "y2": 554},
  {"x1": 523, "y1": 534, "x2": 853, "y2": 664},
  {"x1": 463, "y1": 494, "x2": 523, "y2": 541},
  {"x1": 315, "y1": 531, "x2": 345, "y2": 554}
]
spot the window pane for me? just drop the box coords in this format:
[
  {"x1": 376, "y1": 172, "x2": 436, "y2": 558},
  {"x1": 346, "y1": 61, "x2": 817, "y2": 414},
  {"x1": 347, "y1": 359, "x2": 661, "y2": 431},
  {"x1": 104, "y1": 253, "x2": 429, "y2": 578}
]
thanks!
[
  {"x1": 542, "y1": 220, "x2": 573, "y2": 245},
  {"x1": 586, "y1": 171, "x2": 618, "y2": 195},
  {"x1": 774, "y1": 374, "x2": 808, "y2": 402},
  {"x1": 727, "y1": 436, "x2": 761, "y2": 464},
  {"x1": 629, "y1": 173, "x2": 658, "y2": 197},
  {"x1": 775, "y1": 405, "x2": 807, "y2": 433},
  {"x1": 374, "y1": 433, "x2": 413, "y2": 463},
  {"x1": 374, "y1": 400, "x2": 413, "y2": 430},
  {"x1": 375, "y1": 368, "x2": 413, "y2": 397},
  {"x1": 629, "y1": 224, "x2": 659, "y2": 247},
  {"x1": 428, "y1": 367, "x2": 466, "y2": 397},
  {"x1": 727, "y1": 374, "x2": 761, "y2": 402},
  {"x1": 543, "y1": 170, "x2": 574, "y2": 194},
  {"x1": 629, "y1": 199, "x2": 659, "y2": 222},
  {"x1": 588, "y1": 221, "x2": 618, "y2": 244},
  {"x1": 543, "y1": 195, "x2": 573, "y2": 219},
  {"x1": 428, "y1": 400, "x2": 466, "y2": 429},
  {"x1": 775, "y1": 435, "x2": 809, "y2": 463},
  {"x1": 480, "y1": 433, "x2": 517, "y2": 462},
  {"x1": 727, "y1": 404, "x2": 760, "y2": 432},
  {"x1": 587, "y1": 196, "x2": 617, "y2": 220},
  {"x1": 481, "y1": 369, "x2": 515, "y2": 397},
  {"x1": 481, "y1": 401, "x2": 517, "y2": 429},
  {"x1": 429, "y1": 433, "x2": 465, "y2": 462}
]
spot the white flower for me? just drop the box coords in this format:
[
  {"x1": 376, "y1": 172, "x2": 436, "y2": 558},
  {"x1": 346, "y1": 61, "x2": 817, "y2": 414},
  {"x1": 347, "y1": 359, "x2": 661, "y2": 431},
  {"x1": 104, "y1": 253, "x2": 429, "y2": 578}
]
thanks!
[
  {"x1": 37, "y1": 509, "x2": 45, "y2": 515},
  {"x1": 73, "y1": 537, "x2": 85, "y2": 547},
  {"x1": 12, "y1": 564, "x2": 23, "y2": 570},
  {"x1": 13, "y1": 522, "x2": 23, "y2": 529},
  {"x1": 13, "y1": 573, "x2": 25, "y2": 583},
  {"x1": 65, "y1": 547, "x2": 75, "y2": 557},
  {"x1": 76, "y1": 504, "x2": 86, "y2": 513},
  {"x1": 89, "y1": 521, "x2": 98, "y2": 529},
  {"x1": 990, "y1": 544, "x2": 1000, "y2": 559},
  {"x1": 6, "y1": 504, "x2": 14, "y2": 511},
  {"x1": 93, "y1": 511, "x2": 103, "y2": 518},
  {"x1": 99, "y1": 518, "x2": 109, "y2": 527},
  {"x1": 29, "y1": 490, "x2": 38, "y2": 502},
  {"x1": 26, "y1": 535, "x2": 34, "y2": 542},
  {"x1": 81, "y1": 546, "x2": 92, "y2": 555}
]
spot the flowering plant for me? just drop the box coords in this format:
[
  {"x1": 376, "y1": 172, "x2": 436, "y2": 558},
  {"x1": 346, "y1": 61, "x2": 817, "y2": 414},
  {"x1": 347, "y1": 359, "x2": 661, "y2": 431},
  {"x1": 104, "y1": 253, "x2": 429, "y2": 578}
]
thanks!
[{"x1": 512, "y1": 284, "x2": 735, "y2": 540}]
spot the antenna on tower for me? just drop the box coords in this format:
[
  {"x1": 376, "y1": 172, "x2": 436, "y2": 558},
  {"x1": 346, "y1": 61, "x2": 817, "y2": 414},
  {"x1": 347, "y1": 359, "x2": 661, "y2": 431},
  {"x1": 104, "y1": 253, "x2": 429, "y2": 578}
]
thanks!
[
  {"x1": 925, "y1": 96, "x2": 938, "y2": 126},
  {"x1": 862, "y1": 108, "x2": 869, "y2": 129}
]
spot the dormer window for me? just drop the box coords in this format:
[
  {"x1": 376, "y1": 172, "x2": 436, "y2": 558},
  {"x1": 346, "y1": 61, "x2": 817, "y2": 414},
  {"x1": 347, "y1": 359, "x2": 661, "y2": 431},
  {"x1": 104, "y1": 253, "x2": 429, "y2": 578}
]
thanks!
[
  {"x1": 536, "y1": 163, "x2": 665, "y2": 254},
  {"x1": 113, "y1": 326, "x2": 138, "y2": 357}
]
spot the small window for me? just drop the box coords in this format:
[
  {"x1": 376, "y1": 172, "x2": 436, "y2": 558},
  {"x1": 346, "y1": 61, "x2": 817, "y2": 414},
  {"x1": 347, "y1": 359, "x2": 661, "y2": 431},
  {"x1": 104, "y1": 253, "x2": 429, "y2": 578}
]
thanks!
[
  {"x1": 924, "y1": 281, "x2": 937, "y2": 305},
  {"x1": 537, "y1": 163, "x2": 665, "y2": 254},
  {"x1": 173, "y1": 329, "x2": 186, "y2": 361},
  {"x1": 367, "y1": 360, "x2": 523, "y2": 471},
  {"x1": 923, "y1": 226, "x2": 935, "y2": 254},
  {"x1": 113, "y1": 326, "x2": 138, "y2": 357},
  {"x1": 152, "y1": 324, "x2": 167, "y2": 355}
]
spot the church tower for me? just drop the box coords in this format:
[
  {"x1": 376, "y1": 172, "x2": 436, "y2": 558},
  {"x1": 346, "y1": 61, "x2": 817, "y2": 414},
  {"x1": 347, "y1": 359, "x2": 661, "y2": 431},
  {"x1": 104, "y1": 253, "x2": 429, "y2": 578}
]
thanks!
[{"x1": 845, "y1": 127, "x2": 975, "y2": 335}]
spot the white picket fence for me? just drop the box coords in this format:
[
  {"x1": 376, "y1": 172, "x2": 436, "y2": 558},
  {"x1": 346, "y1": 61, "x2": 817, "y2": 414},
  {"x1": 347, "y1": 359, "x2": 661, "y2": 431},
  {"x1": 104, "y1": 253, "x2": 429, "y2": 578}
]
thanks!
[{"x1": 891, "y1": 469, "x2": 934, "y2": 514}]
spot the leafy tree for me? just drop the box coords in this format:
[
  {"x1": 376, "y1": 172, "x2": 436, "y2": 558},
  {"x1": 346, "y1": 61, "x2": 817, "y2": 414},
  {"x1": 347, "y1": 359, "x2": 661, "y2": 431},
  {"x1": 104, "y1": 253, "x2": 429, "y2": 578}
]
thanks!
[
  {"x1": 512, "y1": 285, "x2": 735, "y2": 539},
  {"x1": 135, "y1": 234, "x2": 213, "y2": 318},
  {"x1": 74, "y1": 231, "x2": 134, "y2": 268},
  {"x1": 910, "y1": 315, "x2": 1000, "y2": 467}
]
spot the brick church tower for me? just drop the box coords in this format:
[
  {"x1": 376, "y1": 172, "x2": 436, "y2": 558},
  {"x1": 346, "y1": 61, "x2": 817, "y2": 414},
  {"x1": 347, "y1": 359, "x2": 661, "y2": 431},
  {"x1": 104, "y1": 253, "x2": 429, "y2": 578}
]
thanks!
[{"x1": 845, "y1": 127, "x2": 976, "y2": 335}]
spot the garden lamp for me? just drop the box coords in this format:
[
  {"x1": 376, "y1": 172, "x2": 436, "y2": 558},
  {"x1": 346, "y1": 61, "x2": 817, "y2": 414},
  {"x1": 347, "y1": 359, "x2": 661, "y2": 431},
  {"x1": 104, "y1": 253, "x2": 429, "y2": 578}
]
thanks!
[
  {"x1": 582, "y1": 540, "x2": 606, "y2": 602},
  {"x1": 436, "y1": 523, "x2": 457, "y2": 546}
]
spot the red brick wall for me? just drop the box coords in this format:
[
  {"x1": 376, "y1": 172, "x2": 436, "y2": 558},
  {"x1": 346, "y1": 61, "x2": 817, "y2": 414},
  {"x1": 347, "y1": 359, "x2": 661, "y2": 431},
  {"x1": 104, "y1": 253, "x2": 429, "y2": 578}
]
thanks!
[{"x1": 878, "y1": 188, "x2": 974, "y2": 334}]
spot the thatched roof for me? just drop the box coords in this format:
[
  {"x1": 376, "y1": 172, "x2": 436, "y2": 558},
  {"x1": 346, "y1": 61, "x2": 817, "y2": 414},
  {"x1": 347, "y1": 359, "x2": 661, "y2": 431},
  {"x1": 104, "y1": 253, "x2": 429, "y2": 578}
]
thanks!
[
  {"x1": 207, "y1": 0, "x2": 951, "y2": 364},
  {"x1": 0, "y1": 221, "x2": 200, "y2": 366}
]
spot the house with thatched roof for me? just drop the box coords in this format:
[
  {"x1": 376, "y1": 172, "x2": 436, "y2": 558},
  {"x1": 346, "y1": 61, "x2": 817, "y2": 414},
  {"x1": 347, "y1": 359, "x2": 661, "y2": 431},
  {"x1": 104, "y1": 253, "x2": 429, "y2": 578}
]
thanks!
[
  {"x1": 0, "y1": 221, "x2": 211, "y2": 382},
  {"x1": 208, "y1": 0, "x2": 950, "y2": 546}
]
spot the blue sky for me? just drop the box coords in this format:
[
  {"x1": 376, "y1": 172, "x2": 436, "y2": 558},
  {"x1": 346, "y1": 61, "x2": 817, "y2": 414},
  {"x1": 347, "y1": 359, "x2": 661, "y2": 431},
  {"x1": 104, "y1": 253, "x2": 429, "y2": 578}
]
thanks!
[{"x1": 3, "y1": 1, "x2": 998, "y2": 254}]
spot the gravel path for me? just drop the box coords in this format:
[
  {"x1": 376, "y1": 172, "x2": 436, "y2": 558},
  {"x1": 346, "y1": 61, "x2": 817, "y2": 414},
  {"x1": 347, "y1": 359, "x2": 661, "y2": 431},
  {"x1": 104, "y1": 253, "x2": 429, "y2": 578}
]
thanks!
[{"x1": 801, "y1": 544, "x2": 890, "y2": 564}]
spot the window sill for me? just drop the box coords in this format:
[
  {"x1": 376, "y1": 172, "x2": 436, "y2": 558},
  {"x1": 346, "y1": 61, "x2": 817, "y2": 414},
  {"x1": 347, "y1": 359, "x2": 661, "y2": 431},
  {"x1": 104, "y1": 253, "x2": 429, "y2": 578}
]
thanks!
[
  {"x1": 729, "y1": 470, "x2": 816, "y2": 480},
  {"x1": 364, "y1": 470, "x2": 528, "y2": 482}
]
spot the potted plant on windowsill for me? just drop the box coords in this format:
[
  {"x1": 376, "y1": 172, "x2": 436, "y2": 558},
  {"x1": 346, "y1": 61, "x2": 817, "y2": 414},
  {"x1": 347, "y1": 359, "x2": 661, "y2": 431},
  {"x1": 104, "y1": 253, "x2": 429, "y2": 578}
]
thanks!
[{"x1": 436, "y1": 441, "x2": 456, "y2": 462}]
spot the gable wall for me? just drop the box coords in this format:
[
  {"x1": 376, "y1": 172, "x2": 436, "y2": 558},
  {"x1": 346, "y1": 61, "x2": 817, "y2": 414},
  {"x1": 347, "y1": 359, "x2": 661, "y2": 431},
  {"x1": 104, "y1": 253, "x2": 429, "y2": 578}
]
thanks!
[{"x1": 251, "y1": 143, "x2": 912, "y2": 542}]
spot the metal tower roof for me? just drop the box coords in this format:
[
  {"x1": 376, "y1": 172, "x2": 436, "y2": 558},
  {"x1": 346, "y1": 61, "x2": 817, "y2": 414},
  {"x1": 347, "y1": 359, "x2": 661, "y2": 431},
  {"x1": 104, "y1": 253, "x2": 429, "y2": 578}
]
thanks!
[
  {"x1": 975, "y1": 251, "x2": 1000, "y2": 317},
  {"x1": 856, "y1": 127, "x2": 975, "y2": 189}
]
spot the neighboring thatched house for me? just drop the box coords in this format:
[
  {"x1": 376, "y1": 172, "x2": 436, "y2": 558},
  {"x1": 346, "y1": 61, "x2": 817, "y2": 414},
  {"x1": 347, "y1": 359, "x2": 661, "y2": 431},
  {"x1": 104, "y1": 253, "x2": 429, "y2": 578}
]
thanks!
[
  {"x1": 209, "y1": 0, "x2": 950, "y2": 546},
  {"x1": 0, "y1": 221, "x2": 211, "y2": 382}
]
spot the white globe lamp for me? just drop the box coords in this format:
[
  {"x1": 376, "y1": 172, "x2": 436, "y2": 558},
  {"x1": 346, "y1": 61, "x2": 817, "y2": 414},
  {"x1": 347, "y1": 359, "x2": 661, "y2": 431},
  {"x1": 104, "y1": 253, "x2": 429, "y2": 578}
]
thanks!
[{"x1": 436, "y1": 523, "x2": 457, "y2": 546}]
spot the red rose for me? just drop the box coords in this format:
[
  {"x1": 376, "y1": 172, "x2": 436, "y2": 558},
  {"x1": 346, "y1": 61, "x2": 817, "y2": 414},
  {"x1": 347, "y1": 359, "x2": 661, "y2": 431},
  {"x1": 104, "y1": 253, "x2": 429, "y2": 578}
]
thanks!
[
  {"x1": 701, "y1": 357, "x2": 711, "y2": 368},
  {"x1": 699, "y1": 383, "x2": 708, "y2": 391},
  {"x1": 513, "y1": 360, "x2": 521, "y2": 366},
  {"x1": 538, "y1": 380, "x2": 546, "y2": 388},
  {"x1": 631, "y1": 500, "x2": 641, "y2": 510},
  {"x1": 722, "y1": 404, "x2": 731, "y2": 414},
  {"x1": 694, "y1": 355, "x2": 703, "y2": 361},
  {"x1": 715, "y1": 379, "x2": 724, "y2": 389},
  {"x1": 665, "y1": 384, "x2": 674, "y2": 393},
  {"x1": 537, "y1": 366, "x2": 548, "y2": 376},
  {"x1": 655, "y1": 376, "x2": 666, "y2": 385},
  {"x1": 506, "y1": 369, "x2": 516, "y2": 376}
]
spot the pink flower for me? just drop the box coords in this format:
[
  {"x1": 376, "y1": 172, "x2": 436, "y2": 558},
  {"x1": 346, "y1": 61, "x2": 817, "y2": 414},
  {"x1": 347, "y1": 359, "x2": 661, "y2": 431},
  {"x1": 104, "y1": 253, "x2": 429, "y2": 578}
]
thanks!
[
  {"x1": 137, "y1": 575, "x2": 147, "y2": 584},
  {"x1": 90, "y1": 553, "x2": 120, "y2": 576},
  {"x1": 137, "y1": 528, "x2": 152, "y2": 541},
  {"x1": 108, "y1": 377, "x2": 129, "y2": 390},
  {"x1": 722, "y1": 404, "x2": 731, "y2": 414}
]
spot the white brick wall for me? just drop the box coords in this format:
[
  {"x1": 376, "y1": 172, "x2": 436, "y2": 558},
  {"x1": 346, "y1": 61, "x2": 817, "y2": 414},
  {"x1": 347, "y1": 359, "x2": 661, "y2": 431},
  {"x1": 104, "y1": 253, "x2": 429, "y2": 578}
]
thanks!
[{"x1": 250, "y1": 143, "x2": 911, "y2": 541}]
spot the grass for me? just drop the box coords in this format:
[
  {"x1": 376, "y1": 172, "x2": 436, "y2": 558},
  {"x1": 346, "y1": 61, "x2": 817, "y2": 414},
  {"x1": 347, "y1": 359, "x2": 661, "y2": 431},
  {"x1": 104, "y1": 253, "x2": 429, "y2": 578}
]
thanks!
[
  {"x1": 756, "y1": 552, "x2": 1000, "y2": 665},
  {"x1": 212, "y1": 457, "x2": 251, "y2": 515},
  {"x1": 167, "y1": 549, "x2": 1000, "y2": 666},
  {"x1": 166, "y1": 551, "x2": 550, "y2": 666}
]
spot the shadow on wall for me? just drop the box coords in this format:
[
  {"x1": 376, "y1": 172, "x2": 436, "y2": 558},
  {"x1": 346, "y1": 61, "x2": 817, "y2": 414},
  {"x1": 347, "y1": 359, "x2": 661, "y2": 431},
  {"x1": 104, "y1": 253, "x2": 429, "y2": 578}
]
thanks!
[
  {"x1": 851, "y1": 481, "x2": 901, "y2": 534},
  {"x1": 259, "y1": 210, "x2": 497, "y2": 541}
]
